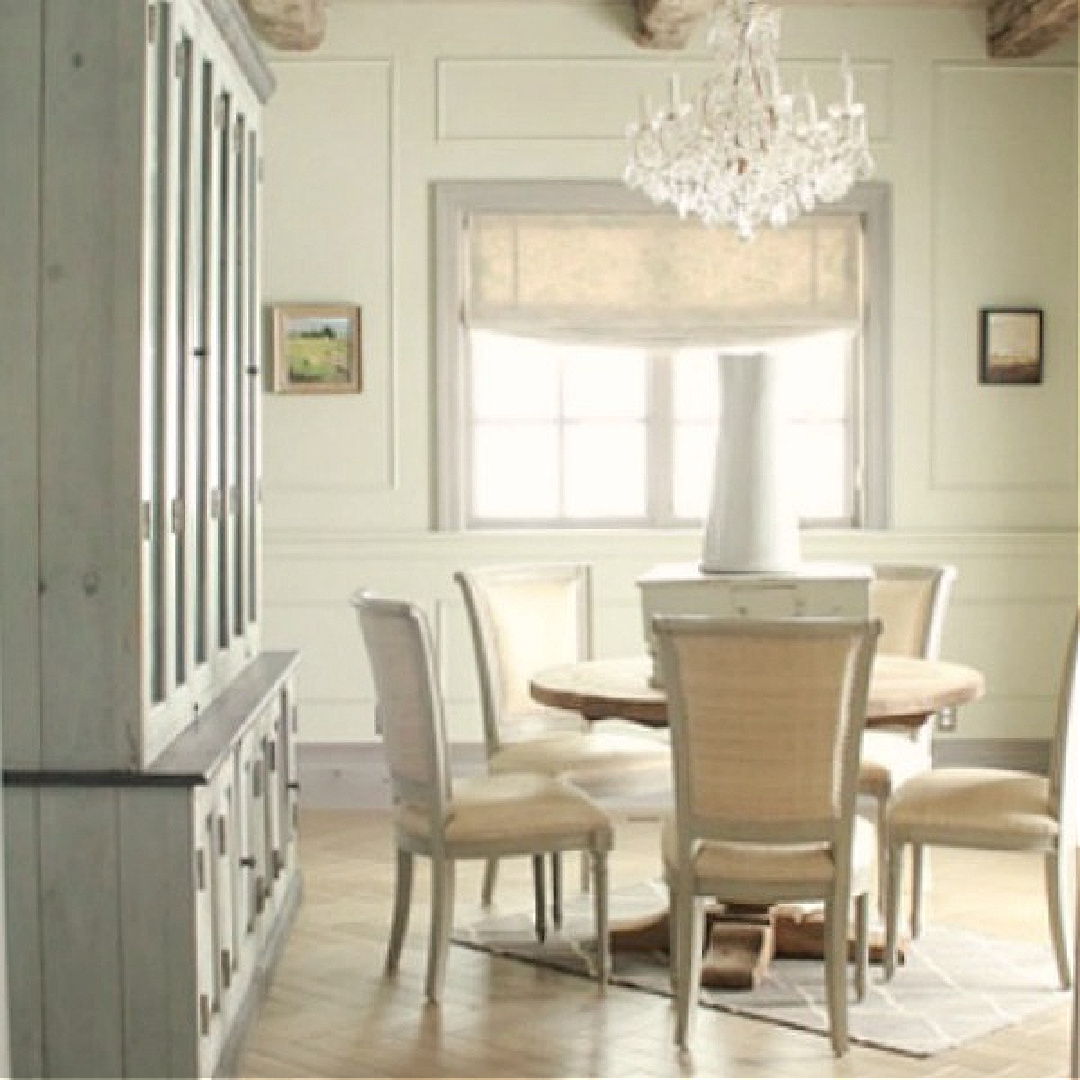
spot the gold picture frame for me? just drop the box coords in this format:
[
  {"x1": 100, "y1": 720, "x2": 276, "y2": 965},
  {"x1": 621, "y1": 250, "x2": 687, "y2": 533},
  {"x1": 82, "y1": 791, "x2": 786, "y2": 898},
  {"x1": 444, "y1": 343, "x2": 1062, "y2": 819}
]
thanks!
[
  {"x1": 979, "y1": 307, "x2": 1043, "y2": 385},
  {"x1": 271, "y1": 302, "x2": 362, "y2": 394}
]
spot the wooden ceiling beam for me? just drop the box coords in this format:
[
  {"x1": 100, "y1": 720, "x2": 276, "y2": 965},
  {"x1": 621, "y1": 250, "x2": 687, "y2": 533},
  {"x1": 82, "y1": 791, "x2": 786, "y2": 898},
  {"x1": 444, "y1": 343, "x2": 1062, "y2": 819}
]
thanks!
[
  {"x1": 987, "y1": 0, "x2": 1078, "y2": 58},
  {"x1": 239, "y1": 0, "x2": 328, "y2": 51},
  {"x1": 633, "y1": 0, "x2": 714, "y2": 48}
]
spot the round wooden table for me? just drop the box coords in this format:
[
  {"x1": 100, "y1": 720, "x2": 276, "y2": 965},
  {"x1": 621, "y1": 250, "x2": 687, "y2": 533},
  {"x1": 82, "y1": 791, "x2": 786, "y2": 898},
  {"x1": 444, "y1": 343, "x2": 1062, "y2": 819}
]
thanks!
[
  {"x1": 529, "y1": 652, "x2": 986, "y2": 986},
  {"x1": 530, "y1": 653, "x2": 985, "y2": 729}
]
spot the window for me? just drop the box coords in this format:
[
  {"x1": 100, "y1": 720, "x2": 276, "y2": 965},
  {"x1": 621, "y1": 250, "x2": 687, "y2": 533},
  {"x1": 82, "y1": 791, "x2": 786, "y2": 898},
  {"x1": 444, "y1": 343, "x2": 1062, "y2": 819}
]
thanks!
[{"x1": 435, "y1": 181, "x2": 891, "y2": 531}]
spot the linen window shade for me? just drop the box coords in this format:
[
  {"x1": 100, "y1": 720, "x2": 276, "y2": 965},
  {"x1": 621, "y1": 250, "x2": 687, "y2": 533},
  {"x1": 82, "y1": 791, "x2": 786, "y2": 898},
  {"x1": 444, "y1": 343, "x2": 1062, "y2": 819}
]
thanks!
[{"x1": 465, "y1": 211, "x2": 863, "y2": 348}]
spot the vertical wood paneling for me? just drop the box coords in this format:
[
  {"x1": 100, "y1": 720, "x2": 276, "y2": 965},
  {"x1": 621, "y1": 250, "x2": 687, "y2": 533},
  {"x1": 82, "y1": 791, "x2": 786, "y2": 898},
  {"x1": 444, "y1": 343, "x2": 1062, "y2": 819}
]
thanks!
[
  {"x1": 118, "y1": 787, "x2": 200, "y2": 1079},
  {"x1": 39, "y1": 789, "x2": 124, "y2": 1078},
  {"x1": 38, "y1": 0, "x2": 147, "y2": 768},
  {"x1": 0, "y1": 0, "x2": 44, "y2": 769},
  {"x1": 4, "y1": 791, "x2": 44, "y2": 1078}
]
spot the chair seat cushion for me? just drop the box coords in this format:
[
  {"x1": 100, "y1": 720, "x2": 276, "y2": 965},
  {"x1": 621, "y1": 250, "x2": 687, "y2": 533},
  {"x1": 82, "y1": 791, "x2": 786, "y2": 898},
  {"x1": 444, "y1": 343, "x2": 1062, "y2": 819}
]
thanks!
[
  {"x1": 888, "y1": 768, "x2": 1056, "y2": 847},
  {"x1": 858, "y1": 729, "x2": 932, "y2": 799},
  {"x1": 660, "y1": 813, "x2": 875, "y2": 895},
  {"x1": 397, "y1": 771, "x2": 614, "y2": 848},
  {"x1": 489, "y1": 729, "x2": 671, "y2": 798},
  {"x1": 502, "y1": 706, "x2": 586, "y2": 741}
]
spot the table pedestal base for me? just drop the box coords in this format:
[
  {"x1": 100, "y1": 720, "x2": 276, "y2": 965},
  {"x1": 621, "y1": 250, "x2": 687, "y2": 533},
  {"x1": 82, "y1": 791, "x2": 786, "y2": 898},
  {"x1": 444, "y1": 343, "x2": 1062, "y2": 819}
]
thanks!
[{"x1": 609, "y1": 903, "x2": 905, "y2": 990}]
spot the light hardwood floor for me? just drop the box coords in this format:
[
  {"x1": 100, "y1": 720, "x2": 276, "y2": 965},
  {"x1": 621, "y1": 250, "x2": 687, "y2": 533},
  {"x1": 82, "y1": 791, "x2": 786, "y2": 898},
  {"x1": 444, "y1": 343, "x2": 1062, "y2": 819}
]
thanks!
[{"x1": 238, "y1": 809, "x2": 1074, "y2": 1078}]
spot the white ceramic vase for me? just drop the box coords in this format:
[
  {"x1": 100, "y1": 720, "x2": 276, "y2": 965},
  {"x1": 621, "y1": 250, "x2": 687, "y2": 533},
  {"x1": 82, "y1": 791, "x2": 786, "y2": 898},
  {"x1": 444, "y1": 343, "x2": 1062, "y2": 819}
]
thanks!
[{"x1": 701, "y1": 350, "x2": 801, "y2": 574}]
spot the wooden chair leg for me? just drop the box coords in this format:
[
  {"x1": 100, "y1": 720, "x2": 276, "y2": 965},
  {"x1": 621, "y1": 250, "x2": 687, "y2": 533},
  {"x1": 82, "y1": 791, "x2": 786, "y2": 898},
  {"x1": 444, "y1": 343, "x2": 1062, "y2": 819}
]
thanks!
[
  {"x1": 823, "y1": 896, "x2": 849, "y2": 1056},
  {"x1": 532, "y1": 853, "x2": 547, "y2": 942},
  {"x1": 481, "y1": 857, "x2": 499, "y2": 908},
  {"x1": 425, "y1": 858, "x2": 456, "y2": 1004},
  {"x1": 854, "y1": 891, "x2": 869, "y2": 1001},
  {"x1": 592, "y1": 848, "x2": 609, "y2": 991},
  {"x1": 910, "y1": 843, "x2": 925, "y2": 939},
  {"x1": 551, "y1": 851, "x2": 563, "y2": 930},
  {"x1": 673, "y1": 891, "x2": 704, "y2": 1050},
  {"x1": 1047, "y1": 844, "x2": 1075, "y2": 990},
  {"x1": 884, "y1": 841, "x2": 904, "y2": 980},
  {"x1": 385, "y1": 846, "x2": 413, "y2": 973}
]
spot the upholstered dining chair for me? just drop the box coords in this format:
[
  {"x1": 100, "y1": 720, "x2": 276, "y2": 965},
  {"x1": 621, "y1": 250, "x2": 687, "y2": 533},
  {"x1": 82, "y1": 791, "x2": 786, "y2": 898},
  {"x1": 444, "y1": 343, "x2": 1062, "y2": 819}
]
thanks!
[
  {"x1": 860, "y1": 563, "x2": 957, "y2": 906},
  {"x1": 884, "y1": 611, "x2": 1080, "y2": 989},
  {"x1": 455, "y1": 563, "x2": 671, "y2": 922},
  {"x1": 350, "y1": 590, "x2": 614, "y2": 1003},
  {"x1": 654, "y1": 614, "x2": 882, "y2": 1054}
]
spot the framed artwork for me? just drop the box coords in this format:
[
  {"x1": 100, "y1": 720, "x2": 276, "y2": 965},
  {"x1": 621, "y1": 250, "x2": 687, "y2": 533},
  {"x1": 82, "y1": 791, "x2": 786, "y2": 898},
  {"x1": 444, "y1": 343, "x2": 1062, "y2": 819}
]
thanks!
[
  {"x1": 270, "y1": 302, "x2": 362, "y2": 393},
  {"x1": 978, "y1": 307, "x2": 1043, "y2": 385}
]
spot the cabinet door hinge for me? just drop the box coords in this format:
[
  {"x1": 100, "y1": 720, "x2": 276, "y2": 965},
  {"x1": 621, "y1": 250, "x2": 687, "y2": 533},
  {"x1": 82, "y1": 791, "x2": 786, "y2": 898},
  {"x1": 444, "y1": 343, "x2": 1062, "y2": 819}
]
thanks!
[
  {"x1": 147, "y1": 5, "x2": 158, "y2": 45},
  {"x1": 140, "y1": 501, "x2": 152, "y2": 541},
  {"x1": 195, "y1": 848, "x2": 206, "y2": 891},
  {"x1": 217, "y1": 815, "x2": 227, "y2": 856}
]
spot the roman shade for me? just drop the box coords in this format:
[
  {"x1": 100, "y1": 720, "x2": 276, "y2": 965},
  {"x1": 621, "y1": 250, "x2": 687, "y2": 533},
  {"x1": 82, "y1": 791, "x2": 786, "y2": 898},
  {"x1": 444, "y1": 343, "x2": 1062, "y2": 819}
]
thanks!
[{"x1": 465, "y1": 210, "x2": 863, "y2": 348}]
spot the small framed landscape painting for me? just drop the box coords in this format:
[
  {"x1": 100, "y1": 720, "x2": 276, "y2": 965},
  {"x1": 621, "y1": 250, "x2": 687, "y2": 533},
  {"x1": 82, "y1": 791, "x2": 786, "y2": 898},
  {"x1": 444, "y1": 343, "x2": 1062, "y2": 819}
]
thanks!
[
  {"x1": 271, "y1": 302, "x2": 362, "y2": 394},
  {"x1": 979, "y1": 307, "x2": 1043, "y2": 385}
]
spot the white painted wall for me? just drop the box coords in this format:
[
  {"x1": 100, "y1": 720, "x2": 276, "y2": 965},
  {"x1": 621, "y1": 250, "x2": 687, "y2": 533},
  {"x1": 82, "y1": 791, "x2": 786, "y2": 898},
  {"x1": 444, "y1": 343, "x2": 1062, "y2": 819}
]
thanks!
[{"x1": 257, "y1": 1, "x2": 1078, "y2": 750}]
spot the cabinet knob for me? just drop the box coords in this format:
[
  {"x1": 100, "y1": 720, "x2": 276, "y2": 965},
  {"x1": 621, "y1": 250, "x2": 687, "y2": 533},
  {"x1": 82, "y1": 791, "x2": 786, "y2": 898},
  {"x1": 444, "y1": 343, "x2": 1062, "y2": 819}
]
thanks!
[{"x1": 239, "y1": 856, "x2": 256, "y2": 869}]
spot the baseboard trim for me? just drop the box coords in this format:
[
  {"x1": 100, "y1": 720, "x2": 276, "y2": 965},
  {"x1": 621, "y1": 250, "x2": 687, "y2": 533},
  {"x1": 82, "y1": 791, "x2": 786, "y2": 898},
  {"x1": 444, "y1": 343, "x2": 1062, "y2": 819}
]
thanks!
[
  {"x1": 298, "y1": 738, "x2": 1050, "y2": 809},
  {"x1": 932, "y1": 737, "x2": 1048, "y2": 773}
]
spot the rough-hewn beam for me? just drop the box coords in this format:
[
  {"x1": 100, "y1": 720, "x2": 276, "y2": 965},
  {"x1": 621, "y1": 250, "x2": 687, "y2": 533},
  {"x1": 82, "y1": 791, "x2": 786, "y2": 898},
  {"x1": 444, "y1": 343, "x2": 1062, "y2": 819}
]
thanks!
[
  {"x1": 239, "y1": 0, "x2": 327, "y2": 51},
  {"x1": 633, "y1": 0, "x2": 714, "y2": 48},
  {"x1": 987, "y1": 0, "x2": 1078, "y2": 58}
]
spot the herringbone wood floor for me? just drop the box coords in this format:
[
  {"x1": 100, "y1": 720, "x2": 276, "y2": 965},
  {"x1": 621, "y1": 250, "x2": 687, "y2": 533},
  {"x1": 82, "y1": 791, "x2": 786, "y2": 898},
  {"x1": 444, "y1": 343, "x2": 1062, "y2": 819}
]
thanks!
[{"x1": 238, "y1": 809, "x2": 1074, "y2": 1078}]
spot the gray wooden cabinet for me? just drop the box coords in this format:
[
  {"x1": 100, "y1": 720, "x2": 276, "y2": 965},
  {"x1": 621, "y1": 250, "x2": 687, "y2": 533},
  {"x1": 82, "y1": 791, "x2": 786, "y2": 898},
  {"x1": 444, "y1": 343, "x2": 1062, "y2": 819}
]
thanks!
[{"x1": 0, "y1": 2, "x2": 298, "y2": 1076}]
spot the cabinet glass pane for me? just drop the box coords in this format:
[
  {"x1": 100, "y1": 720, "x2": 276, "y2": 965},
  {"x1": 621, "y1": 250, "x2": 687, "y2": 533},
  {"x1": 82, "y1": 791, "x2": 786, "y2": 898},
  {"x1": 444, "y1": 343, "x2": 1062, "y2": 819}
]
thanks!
[
  {"x1": 174, "y1": 34, "x2": 194, "y2": 688},
  {"x1": 232, "y1": 115, "x2": 246, "y2": 639},
  {"x1": 194, "y1": 60, "x2": 214, "y2": 667},
  {"x1": 246, "y1": 129, "x2": 260, "y2": 628},
  {"x1": 147, "y1": 5, "x2": 174, "y2": 706},
  {"x1": 216, "y1": 92, "x2": 233, "y2": 650}
]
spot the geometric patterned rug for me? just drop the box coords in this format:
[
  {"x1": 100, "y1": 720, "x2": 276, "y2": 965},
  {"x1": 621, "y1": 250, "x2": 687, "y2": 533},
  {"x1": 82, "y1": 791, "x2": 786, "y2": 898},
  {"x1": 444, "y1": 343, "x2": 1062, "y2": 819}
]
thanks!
[{"x1": 452, "y1": 880, "x2": 1069, "y2": 1058}]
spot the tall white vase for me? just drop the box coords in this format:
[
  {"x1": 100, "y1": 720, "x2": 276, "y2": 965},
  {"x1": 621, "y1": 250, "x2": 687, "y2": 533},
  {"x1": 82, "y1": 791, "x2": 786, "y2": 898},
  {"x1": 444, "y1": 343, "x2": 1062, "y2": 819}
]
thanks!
[{"x1": 701, "y1": 351, "x2": 801, "y2": 574}]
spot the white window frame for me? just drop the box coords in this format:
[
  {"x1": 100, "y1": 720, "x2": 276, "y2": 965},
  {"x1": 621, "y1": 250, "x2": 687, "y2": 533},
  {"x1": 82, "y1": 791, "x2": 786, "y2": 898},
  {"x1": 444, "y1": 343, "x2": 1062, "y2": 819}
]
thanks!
[{"x1": 434, "y1": 179, "x2": 892, "y2": 531}]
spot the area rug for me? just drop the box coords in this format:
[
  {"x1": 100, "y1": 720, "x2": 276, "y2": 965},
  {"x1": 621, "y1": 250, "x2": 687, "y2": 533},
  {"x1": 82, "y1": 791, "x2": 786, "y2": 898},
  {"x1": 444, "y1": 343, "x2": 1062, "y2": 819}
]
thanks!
[{"x1": 451, "y1": 881, "x2": 1068, "y2": 1058}]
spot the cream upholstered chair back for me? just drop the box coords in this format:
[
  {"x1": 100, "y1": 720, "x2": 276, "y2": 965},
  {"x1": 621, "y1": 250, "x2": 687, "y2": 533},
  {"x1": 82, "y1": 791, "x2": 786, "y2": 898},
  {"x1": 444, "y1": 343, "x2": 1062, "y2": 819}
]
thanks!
[
  {"x1": 869, "y1": 564, "x2": 956, "y2": 659},
  {"x1": 351, "y1": 591, "x2": 451, "y2": 828},
  {"x1": 1048, "y1": 613, "x2": 1080, "y2": 827},
  {"x1": 455, "y1": 563, "x2": 592, "y2": 752},
  {"x1": 655, "y1": 616, "x2": 880, "y2": 847}
]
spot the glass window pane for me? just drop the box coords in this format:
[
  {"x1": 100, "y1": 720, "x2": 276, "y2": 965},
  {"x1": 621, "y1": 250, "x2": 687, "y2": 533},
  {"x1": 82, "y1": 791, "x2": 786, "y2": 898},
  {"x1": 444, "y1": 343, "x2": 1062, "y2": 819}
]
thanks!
[
  {"x1": 472, "y1": 424, "x2": 559, "y2": 518},
  {"x1": 673, "y1": 349, "x2": 719, "y2": 421},
  {"x1": 673, "y1": 422, "x2": 715, "y2": 519},
  {"x1": 781, "y1": 336, "x2": 849, "y2": 419},
  {"x1": 790, "y1": 421, "x2": 849, "y2": 520},
  {"x1": 562, "y1": 346, "x2": 645, "y2": 419},
  {"x1": 563, "y1": 422, "x2": 645, "y2": 517},
  {"x1": 472, "y1": 331, "x2": 559, "y2": 419}
]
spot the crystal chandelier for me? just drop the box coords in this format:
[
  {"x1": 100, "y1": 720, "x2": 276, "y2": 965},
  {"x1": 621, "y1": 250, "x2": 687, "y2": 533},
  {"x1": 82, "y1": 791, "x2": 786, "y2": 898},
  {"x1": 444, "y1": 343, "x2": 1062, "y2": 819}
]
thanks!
[{"x1": 624, "y1": 0, "x2": 874, "y2": 241}]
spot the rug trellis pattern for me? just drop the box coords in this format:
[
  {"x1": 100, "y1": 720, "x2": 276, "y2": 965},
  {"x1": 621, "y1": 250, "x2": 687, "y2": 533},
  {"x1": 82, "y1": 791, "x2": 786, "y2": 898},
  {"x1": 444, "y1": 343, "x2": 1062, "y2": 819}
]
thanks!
[{"x1": 451, "y1": 880, "x2": 1068, "y2": 1058}]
